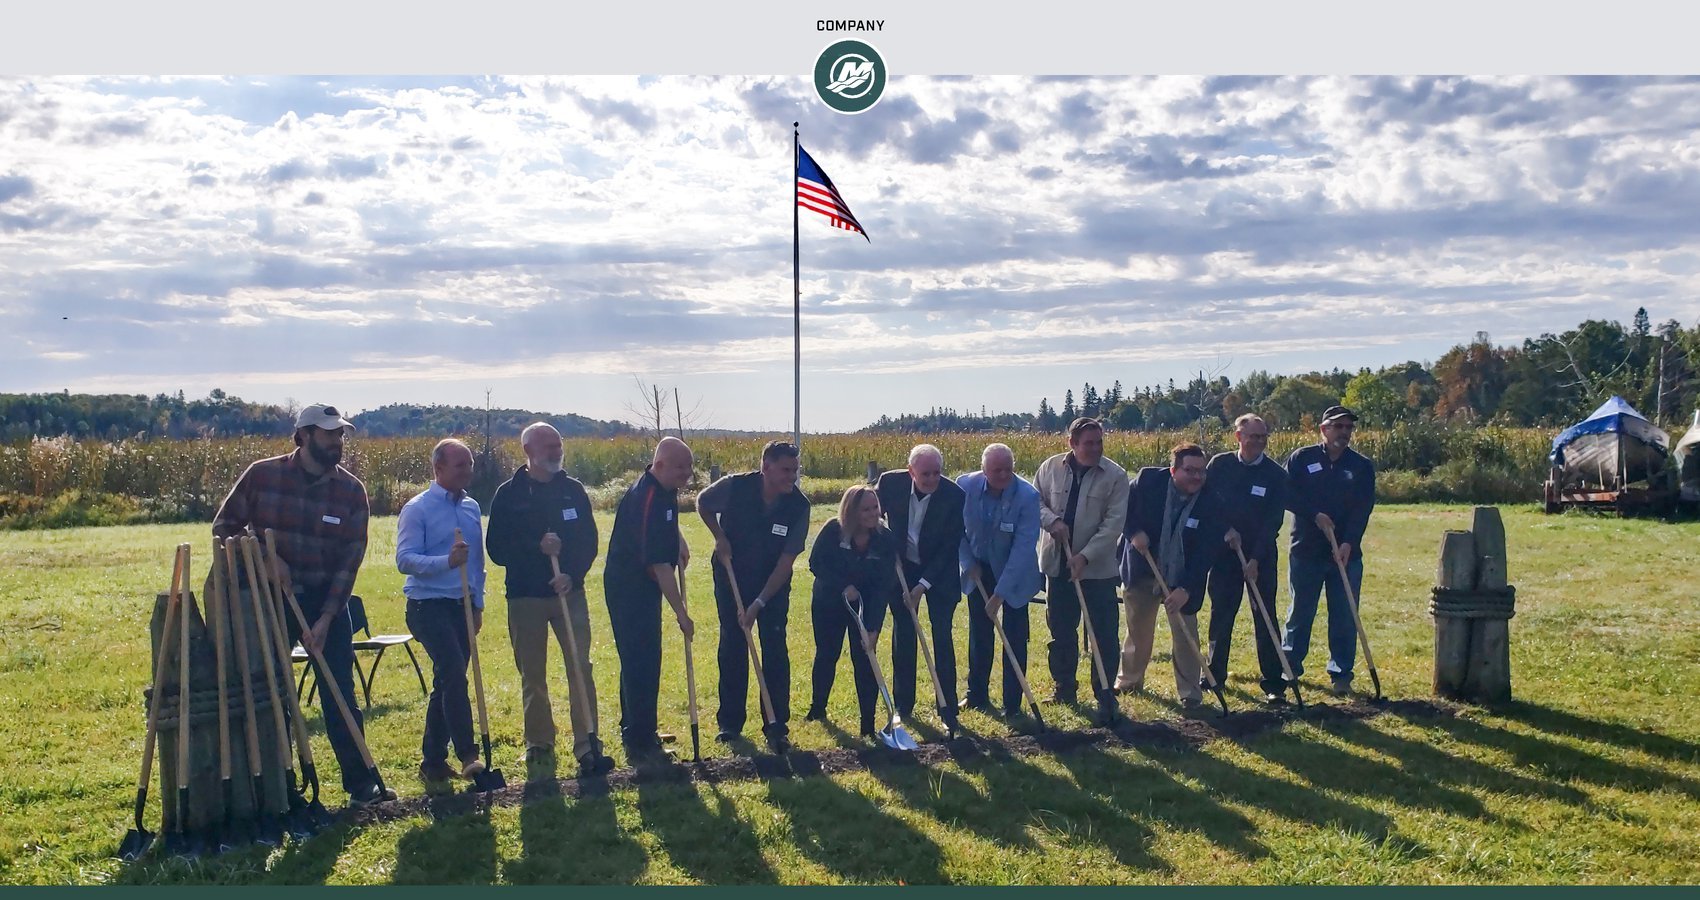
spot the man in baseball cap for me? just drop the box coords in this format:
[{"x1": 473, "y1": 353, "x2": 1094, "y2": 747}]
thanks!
[
  {"x1": 213, "y1": 401, "x2": 394, "y2": 806},
  {"x1": 1281, "y1": 403, "x2": 1376, "y2": 699}
]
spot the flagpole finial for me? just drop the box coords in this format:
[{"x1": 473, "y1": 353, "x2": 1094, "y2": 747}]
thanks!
[{"x1": 793, "y1": 121, "x2": 799, "y2": 129}]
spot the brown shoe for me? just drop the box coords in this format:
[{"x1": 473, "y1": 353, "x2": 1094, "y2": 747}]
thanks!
[
  {"x1": 418, "y1": 760, "x2": 458, "y2": 782},
  {"x1": 460, "y1": 757, "x2": 487, "y2": 779}
]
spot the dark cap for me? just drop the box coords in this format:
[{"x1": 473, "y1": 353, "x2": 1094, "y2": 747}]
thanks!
[{"x1": 1321, "y1": 405, "x2": 1359, "y2": 425}]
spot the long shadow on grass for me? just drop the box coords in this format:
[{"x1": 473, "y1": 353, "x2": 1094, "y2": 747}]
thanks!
[
  {"x1": 1235, "y1": 723, "x2": 1497, "y2": 823},
  {"x1": 1052, "y1": 741, "x2": 1270, "y2": 862},
  {"x1": 958, "y1": 743, "x2": 1172, "y2": 873},
  {"x1": 764, "y1": 768, "x2": 948, "y2": 884},
  {"x1": 391, "y1": 805, "x2": 499, "y2": 884},
  {"x1": 1503, "y1": 701, "x2": 1700, "y2": 766},
  {"x1": 500, "y1": 760, "x2": 645, "y2": 884},
  {"x1": 634, "y1": 774, "x2": 778, "y2": 884},
  {"x1": 1403, "y1": 706, "x2": 1700, "y2": 802}
]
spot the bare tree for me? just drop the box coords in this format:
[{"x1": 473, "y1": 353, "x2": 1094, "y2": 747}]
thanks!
[{"x1": 623, "y1": 376, "x2": 712, "y2": 438}]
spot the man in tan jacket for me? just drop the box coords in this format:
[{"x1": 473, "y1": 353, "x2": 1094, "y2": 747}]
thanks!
[{"x1": 1035, "y1": 417, "x2": 1129, "y2": 705}]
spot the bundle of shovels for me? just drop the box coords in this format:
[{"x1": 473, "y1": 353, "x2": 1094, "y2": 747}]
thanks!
[{"x1": 121, "y1": 533, "x2": 354, "y2": 860}]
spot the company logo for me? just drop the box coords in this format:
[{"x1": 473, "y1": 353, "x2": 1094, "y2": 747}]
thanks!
[{"x1": 813, "y1": 39, "x2": 886, "y2": 114}]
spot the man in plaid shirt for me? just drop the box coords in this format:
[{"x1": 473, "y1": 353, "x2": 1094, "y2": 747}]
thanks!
[{"x1": 212, "y1": 403, "x2": 394, "y2": 806}]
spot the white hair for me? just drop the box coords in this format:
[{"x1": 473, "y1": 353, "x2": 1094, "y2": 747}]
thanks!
[
  {"x1": 520, "y1": 421, "x2": 559, "y2": 449},
  {"x1": 908, "y1": 443, "x2": 944, "y2": 468},
  {"x1": 981, "y1": 443, "x2": 1014, "y2": 467}
]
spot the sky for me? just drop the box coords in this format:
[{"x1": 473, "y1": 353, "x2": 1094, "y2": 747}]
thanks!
[{"x1": 4, "y1": 74, "x2": 1700, "y2": 431}]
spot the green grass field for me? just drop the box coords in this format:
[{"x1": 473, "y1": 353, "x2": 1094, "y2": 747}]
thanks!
[{"x1": 3, "y1": 504, "x2": 1699, "y2": 884}]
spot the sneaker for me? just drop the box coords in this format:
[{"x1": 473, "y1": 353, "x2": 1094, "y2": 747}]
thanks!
[
  {"x1": 460, "y1": 758, "x2": 487, "y2": 778},
  {"x1": 417, "y1": 760, "x2": 458, "y2": 782},
  {"x1": 1330, "y1": 678, "x2": 1352, "y2": 697},
  {"x1": 349, "y1": 782, "x2": 398, "y2": 808},
  {"x1": 657, "y1": 732, "x2": 677, "y2": 744}
]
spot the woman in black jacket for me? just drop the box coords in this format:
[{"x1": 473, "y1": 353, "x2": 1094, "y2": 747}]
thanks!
[{"x1": 805, "y1": 484, "x2": 900, "y2": 738}]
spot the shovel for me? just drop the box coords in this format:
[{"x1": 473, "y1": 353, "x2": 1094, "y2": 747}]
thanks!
[
  {"x1": 842, "y1": 592, "x2": 918, "y2": 751},
  {"x1": 1136, "y1": 545, "x2": 1229, "y2": 716},
  {"x1": 893, "y1": 563, "x2": 960, "y2": 739},
  {"x1": 546, "y1": 549, "x2": 610, "y2": 774},
  {"x1": 456, "y1": 529, "x2": 506, "y2": 792},
  {"x1": 119, "y1": 544, "x2": 187, "y2": 861},
  {"x1": 238, "y1": 536, "x2": 307, "y2": 837},
  {"x1": 1234, "y1": 543, "x2": 1303, "y2": 708},
  {"x1": 273, "y1": 552, "x2": 392, "y2": 804},
  {"x1": 207, "y1": 542, "x2": 252, "y2": 850},
  {"x1": 1321, "y1": 524, "x2": 1384, "y2": 702},
  {"x1": 222, "y1": 538, "x2": 283, "y2": 845},
  {"x1": 258, "y1": 530, "x2": 334, "y2": 830},
  {"x1": 676, "y1": 567, "x2": 701, "y2": 764},
  {"x1": 970, "y1": 572, "x2": 1046, "y2": 730},
  {"x1": 715, "y1": 555, "x2": 785, "y2": 752},
  {"x1": 1069, "y1": 576, "x2": 1119, "y2": 725},
  {"x1": 161, "y1": 546, "x2": 208, "y2": 858}
]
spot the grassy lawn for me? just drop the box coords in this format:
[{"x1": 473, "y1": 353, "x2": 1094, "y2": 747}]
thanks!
[{"x1": 2, "y1": 503, "x2": 1699, "y2": 884}]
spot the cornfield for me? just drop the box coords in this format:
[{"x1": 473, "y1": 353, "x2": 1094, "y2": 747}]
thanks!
[{"x1": 0, "y1": 425, "x2": 1560, "y2": 529}]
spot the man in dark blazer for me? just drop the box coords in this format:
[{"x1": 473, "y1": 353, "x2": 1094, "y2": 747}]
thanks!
[
  {"x1": 1116, "y1": 443, "x2": 1226, "y2": 710},
  {"x1": 876, "y1": 443, "x2": 967, "y2": 725}
]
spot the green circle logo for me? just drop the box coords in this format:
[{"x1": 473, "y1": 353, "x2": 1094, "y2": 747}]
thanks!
[{"x1": 813, "y1": 39, "x2": 886, "y2": 115}]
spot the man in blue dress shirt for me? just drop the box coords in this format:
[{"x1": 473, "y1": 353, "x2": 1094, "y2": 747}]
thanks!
[{"x1": 396, "y1": 438, "x2": 489, "y2": 782}]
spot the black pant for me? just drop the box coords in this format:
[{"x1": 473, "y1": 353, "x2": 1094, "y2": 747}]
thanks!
[
  {"x1": 809, "y1": 601, "x2": 880, "y2": 733},
  {"x1": 606, "y1": 582, "x2": 664, "y2": 748},
  {"x1": 890, "y1": 559, "x2": 960, "y2": 717},
  {"x1": 405, "y1": 596, "x2": 476, "y2": 765},
  {"x1": 1045, "y1": 575, "x2": 1119, "y2": 700},
  {"x1": 1205, "y1": 551, "x2": 1286, "y2": 694},
  {"x1": 965, "y1": 584, "x2": 1030, "y2": 713},
  {"x1": 715, "y1": 586, "x2": 791, "y2": 735},
  {"x1": 285, "y1": 586, "x2": 370, "y2": 793}
]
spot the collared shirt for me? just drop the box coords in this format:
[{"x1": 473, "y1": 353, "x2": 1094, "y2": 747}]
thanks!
[
  {"x1": 211, "y1": 449, "x2": 370, "y2": 616},
  {"x1": 906, "y1": 487, "x2": 932, "y2": 565},
  {"x1": 395, "y1": 480, "x2": 486, "y2": 608}
]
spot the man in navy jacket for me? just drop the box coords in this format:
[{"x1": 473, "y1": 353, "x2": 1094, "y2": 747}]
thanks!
[
  {"x1": 876, "y1": 444, "x2": 967, "y2": 723},
  {"x1": 1116, "y1": 444, "x2": 1225, "y2": 708}
]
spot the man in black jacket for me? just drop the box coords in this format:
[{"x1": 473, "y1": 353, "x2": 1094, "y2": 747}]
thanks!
[
  {"x1": 699, "y1": 440, "x2": 811, "y2": 751},
  {"x1": 1116, "y1": 443, "x2": 1225, "y2": 710},
  {"x1": 486, "y1": 422, "x2": 613, "y2": 776},
  {"x1": 1203, "y1": 414, "x2": 1292, "y2": 704},
  {"x1": 1283, "y1": 405, "x2": 1377, "y2": 697},
  {"x1": 875, "y1": 444, "x2": 966, "y2": 725}
]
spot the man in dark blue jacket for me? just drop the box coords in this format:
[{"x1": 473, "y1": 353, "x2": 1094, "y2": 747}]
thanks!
[
  {"x1": 1283, "y1": 405, "x2": 1377, "y2": 697},
  {"x1": 1116, "y1": 444, "x2": 1225, "y2": 710},
  {"x1": 1203, "y1": 414, "x2": 1291, "y2": 704}
]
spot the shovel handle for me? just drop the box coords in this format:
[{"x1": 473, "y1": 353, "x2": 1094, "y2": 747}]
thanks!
[
  {"x1": 1137, "y1": 545, "x2": 1224, "y2": 693},
  {"x1": 972, "y1": 572, "x2": 1044, "y2": 724},
  {"x1": 210, "y1": 541, "x2": 232, "y2": 781},
  {"x1": 717, "y1": 556, "x2": 778, "y2": 727},
  {"x1": 274, "y1": 561, "x2": 380, "y2": 772},
  {"x1": 455, "y1": 529, "x2": 495, "y2": 742},
  {"x1": 676, "y1": 568, "x2": 699, "y2": 730},
  {"x1": 548, "y1": 551, "x2": 602, "y2": 737},
  {"x1": 894, "y1": 562, "x2": 952, "y2": 712},
  {"x1": 221, "y1": 539, "x2": 267, "y2": 779},
  {"x1": 137, "y1": 544, "x2": 187, "y2": 797},
  {"x1": 1321, "y1": 526, "x2": 1379, "y2": 674},
  {"x1": 1233, "y1": 544, "x2": 1302, "y2": 703},
  {"x1": 175, "y1": 545, "x2": 192, "y2": 809},
  {"x1": 260, "y1": 530, "x2": 320, "y2": 769},
  {"x1": 1070, "y1": 577, "x2": 1114, "y2": 694}
]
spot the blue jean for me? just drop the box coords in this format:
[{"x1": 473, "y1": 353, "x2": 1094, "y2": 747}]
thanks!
[
  {"x1": 286, "y1": 586, "x2": 370, "y2": 793},
  {"x1": 1282, "y1": 554, "x2": 1364, "y2": 683}
]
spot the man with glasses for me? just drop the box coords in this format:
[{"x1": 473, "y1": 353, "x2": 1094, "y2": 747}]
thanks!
[
  {"x1": 1282, "y1": 405, "x2": 1377, "y2": 697},
  {"x1": 1202, "y1": 414, "x2": 1290, "y2": 704}
]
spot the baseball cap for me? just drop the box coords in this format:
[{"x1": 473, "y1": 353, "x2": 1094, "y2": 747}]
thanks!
[
  {"x1": 295, "y1": 403, "x2": 357, "y2": 431},
  {"x1": 1320, "y1": 405, "x2": 1359, "y2": 425}
]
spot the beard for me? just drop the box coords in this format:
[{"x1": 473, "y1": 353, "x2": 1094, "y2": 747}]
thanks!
[
  {"x1": 307, "y1": 440, "x2": 343, "y2": 468},
  {"x1": 534, "y1": 457, "x2": 563, "y2": 476}
]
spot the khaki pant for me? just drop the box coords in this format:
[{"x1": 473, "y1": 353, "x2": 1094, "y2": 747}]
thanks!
[
  {"x1": 1116, "y1": 576, "x2": 1203, "y2": 703},
  {"x1": 507, "y1": 592, "x2": 598, "y2": 760}
]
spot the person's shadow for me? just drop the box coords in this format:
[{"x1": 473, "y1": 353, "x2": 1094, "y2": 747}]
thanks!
[
  {"x1": 634, "y1": 773, "x2": 778, "y2": 884},
  {"x1": 499, "y1": 756, "x2": 645, "y2": 884},
  {"x1": 391, "y1": 801, "x2": 498, "y2": 884},
  {"x1": 763, "y1": 766, "x2": 948, "y2": 883}
]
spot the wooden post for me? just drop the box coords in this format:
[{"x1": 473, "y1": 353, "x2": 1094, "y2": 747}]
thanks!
[
  {"x1": 1463, "y1": 507, "x2": 1512, "y2": 702},
  {"x1": 1471, "y1": 506, "x2": 1508, "y2": 590},
  {"x1": 1433, "y1": 531, "x2": 1475, "y2": 699},
  {"x1": 866, "y1": 460, "x2": 881, "y2": 484}
]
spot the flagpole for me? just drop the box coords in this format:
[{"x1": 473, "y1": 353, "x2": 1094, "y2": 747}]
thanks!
[{"x1": 792, "y1": 122, "x2": 802, "y2": 460}]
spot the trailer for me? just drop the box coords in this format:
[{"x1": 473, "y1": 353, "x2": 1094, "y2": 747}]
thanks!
[{"x1": 1543, "y1": 396, "x2": 1674, "y2": 516}]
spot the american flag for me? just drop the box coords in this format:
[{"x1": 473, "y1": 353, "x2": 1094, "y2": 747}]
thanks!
[{"x1": 796, "y1": 144, "x2": 869, "y2": 241}]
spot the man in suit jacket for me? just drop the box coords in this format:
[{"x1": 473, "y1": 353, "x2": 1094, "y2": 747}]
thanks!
[
  {"x1": 876, "y1": 443, "x2": 967, "y2": 723},
  {"x1": 1117, "y1": 443, "x2": 1226, "y2": 710}
]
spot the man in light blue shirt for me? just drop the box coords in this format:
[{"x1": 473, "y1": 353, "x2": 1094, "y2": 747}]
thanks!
[
  {"x1": 957, "y1": 443, "x2": 1042, "y2": 717},
  {"x1": 396, "y1": 438, "x2": 488, "y2": 783}
]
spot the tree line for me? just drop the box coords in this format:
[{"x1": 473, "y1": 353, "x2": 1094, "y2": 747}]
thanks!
[
  {"x1": 863, "y1": 309, "x2": 1699, "y2": 434},
  {"x1": 0, "y1": 391, "x2": 632, "y2": 443}
]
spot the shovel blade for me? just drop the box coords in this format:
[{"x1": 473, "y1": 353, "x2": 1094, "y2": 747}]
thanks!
[
  {"x1": 690, "y1": 724, "x2": 701, "y2": 763},
  {"x1": 882, "y1": 723, "x2": 920, "y2": 751},
  {"x1": 472, "y1": 768, "x2": 507, "y2": 792},
  {"x1": 118, "y1": 828, "x2": 155, "y2": 861}
]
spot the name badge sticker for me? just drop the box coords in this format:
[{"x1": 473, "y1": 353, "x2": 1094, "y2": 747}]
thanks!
[
  {"x1": 1000, "y1": 522, "x2": 1016, "y2": 533},
  {"x1": 771, "y1": 524, "x2": 789, "y2": 537},
  {"x1": 1307, "y1": 462, "x2": 1323, "y2": 474},
  {"x1": 321, "y1": 515, "x2": 341, "y2": 525},
  {"x1": 1251, "y1": 485, "x2": 1267, "y2": 497},
  {"x1": 665, "y1": 509, "x2": 674, "y2": 522},
  {"x1": 1185, "y1": 517, "x2": 1199, "y2": 529},
  {"x1": 563, "y1": 508, "x2": 579, "y2": 521}
]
